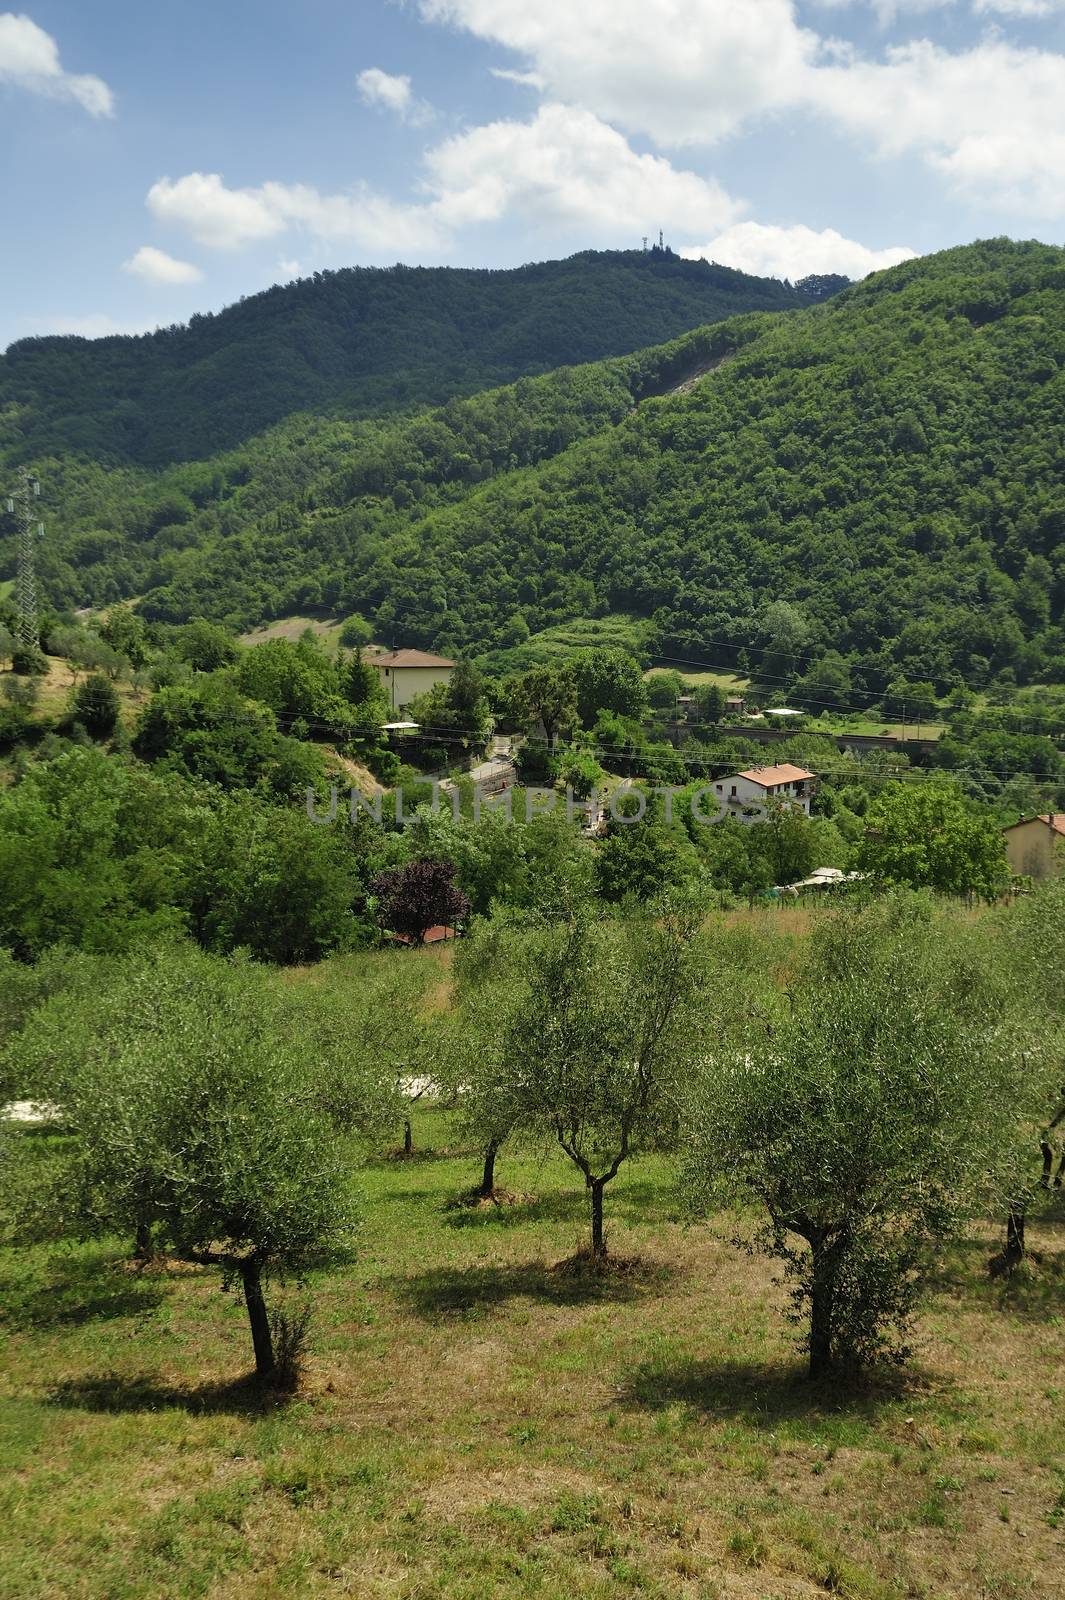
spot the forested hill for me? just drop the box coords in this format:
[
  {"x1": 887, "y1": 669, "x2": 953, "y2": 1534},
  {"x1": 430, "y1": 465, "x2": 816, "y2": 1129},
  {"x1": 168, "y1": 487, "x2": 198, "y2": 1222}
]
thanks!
[
  {"x1": 373, "y1": 236, "x2": 1063, "y2": 691},
  {"x1": 0, "y1": 249, "x2": 812, "y2": 467},
  {"x1": 5, "y1": 237, "x2": 1065, "y2": 699}
]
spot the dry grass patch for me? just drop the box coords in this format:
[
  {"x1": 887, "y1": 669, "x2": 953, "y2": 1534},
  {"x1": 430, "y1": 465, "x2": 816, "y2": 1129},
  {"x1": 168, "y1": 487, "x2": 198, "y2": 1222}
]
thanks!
[
  {"x1": 2, "y1": 656, "x2": 145, "y2": 725},
  {"x1": 239, "y1": 614, "x2": 348, "y2": 650}
]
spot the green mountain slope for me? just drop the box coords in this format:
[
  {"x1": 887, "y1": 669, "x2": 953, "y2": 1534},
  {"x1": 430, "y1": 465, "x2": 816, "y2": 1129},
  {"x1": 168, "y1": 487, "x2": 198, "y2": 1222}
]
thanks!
[
  {"x1": 328, "y1": 236, "x2": 1065, "y2": 692},
  {"x1": 5, "y1": 238, "x2": 1065, "y2": 698},
  {"x1": 0, "y1": 249, "x2": 809, "y2": 467},
  {"x1": 2, "y1": 312, "x2": 774, "y2": 623}
]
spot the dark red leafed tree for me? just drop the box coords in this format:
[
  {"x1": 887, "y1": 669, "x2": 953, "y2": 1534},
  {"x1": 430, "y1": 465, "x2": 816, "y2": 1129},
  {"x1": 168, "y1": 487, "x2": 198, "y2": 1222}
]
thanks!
[{"x1": 372, "y1": 860, "x2": 470, "y2": 945}]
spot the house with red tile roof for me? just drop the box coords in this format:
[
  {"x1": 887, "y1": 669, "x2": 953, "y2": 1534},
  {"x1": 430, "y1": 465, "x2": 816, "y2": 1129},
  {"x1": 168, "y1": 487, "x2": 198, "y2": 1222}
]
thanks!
[
  {"x1": 369, "y1": 649, "x2": 455, "y2": 715},
  {"x1": 712, "y1": 763, "x2": 816, "y2": 822}
]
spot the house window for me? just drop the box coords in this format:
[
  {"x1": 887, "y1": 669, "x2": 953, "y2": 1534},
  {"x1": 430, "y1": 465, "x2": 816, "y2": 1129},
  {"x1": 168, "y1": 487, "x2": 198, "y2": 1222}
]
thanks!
[{"x1": 730, "y1": 785, "x2": 737, "y2": 796}]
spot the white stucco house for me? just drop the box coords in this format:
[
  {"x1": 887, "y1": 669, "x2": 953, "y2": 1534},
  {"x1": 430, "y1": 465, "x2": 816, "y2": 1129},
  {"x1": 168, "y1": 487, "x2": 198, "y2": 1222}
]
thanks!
[
  {"x1": 711, "y1": 763, "x2": 816, "y2": 823},
  {"x1": 370, "y1": 649, "x2": 455, "y2": 715}
]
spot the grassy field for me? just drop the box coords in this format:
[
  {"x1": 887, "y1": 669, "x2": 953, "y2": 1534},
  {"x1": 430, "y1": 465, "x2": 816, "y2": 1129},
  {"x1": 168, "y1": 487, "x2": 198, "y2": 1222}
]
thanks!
[
  {"x1": 240, "y1": 615, "x2": 350, "y2": 652},
  {"x1": 476, "y1": 616, "x2": 653, "y2": 676},
  {"x1": 1, "y1": 1097, "x2": 1062, "y2": 1600},
  {"x1": 0, "y1": 657, "x2": 146, "y2": 725},
  {"x1": 825, "y1": 716, "x2": 946, "y2": 743},
  {"x1": 643, "y1": 671, "x2": 945, "y2": 741},
  {"x1": 646, "y1": 667, "x2": 750, "y2": 693}
]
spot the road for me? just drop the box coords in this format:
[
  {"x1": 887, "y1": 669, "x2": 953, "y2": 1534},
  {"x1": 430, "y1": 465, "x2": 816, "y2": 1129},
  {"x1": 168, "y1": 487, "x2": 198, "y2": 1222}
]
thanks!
[{"x1": 465, "y1": 735, "x2": 515, "y2": 787}]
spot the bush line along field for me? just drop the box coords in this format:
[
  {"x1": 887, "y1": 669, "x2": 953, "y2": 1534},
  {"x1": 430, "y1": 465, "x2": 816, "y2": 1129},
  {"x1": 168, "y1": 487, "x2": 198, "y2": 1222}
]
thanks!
[{"x1": 1, "y1": 610, "x2": 1063, "y2": 971}]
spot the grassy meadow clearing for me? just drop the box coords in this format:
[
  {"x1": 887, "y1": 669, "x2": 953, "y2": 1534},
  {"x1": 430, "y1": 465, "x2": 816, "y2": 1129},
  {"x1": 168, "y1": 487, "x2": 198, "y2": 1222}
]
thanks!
[{"x1": 1, "y1": 1080, "x2": 1062, "y2": 1600}]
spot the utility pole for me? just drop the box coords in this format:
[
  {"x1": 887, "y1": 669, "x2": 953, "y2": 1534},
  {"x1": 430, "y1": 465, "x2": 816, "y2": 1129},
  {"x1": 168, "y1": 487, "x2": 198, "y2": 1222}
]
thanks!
[{"x1": 6, "y1": 468, "x2": 43, "y2": 653}]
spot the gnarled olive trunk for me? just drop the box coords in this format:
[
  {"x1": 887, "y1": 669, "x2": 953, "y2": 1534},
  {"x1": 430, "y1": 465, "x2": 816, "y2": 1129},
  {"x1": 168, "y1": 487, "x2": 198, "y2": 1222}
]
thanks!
[
  {"x1": 478, "y1": 1138, "x2": 499, "y2": 1200},
  {"x1": 403, "y1": 1117, "x2": 413, "y2": 1156},
  {"x1": 808, "y1": 1271, "x2": 836, "y2": 1379},
  {"x1": 1004, "y1": 1201, "x2": 1027, "y2": 1270},
  {"x1": 590, "y1": 1178, "x2": 607, "y2": 1263},
  {"x1": 805, "y1": 1225, "x2": 849, "y2": 1380},
  {"x1": 241, "y1": 1259, "x2": 275, "y2": 1377}
]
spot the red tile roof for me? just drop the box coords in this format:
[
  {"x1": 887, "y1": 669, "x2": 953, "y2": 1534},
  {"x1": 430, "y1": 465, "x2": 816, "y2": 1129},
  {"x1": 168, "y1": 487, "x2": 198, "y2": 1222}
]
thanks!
[
  {"x1": 371, "y1": 649, "x2": 455, "y2": 668},
  {"x1": 736, "y1": 764, "x2": 815, "y2": 788},
  {"x1": 1003, "y1": 813, "x2": 1065, "y2": 835}
]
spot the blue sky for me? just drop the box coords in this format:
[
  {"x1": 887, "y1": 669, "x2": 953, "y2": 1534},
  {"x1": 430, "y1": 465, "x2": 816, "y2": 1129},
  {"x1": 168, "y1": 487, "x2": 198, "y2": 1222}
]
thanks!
[{"x1": 1, "y1": 0, "x2": 1064, "y2": 351}]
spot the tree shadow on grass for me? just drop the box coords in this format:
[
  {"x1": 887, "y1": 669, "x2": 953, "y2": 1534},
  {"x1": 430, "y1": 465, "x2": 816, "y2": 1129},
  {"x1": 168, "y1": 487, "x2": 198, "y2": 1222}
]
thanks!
[
  {"x1": 442, "y1": 1184, "x2": 681, "y2": 1233},
  {"x1": 46, "y1": 1370, "x2": 290, "y2": 1418},
  {"x1": 442, "y1": 1191, "x2": 582, "y2": 1231},
  {"x1": 927, "y1": 1220, "x2": 1065, "y2": 1323},
  {"x1": 620, "y1": 1355, "x2": 919, "y2": 1435},
  {"x1": 393, "y1": 1255, "x2": 674, "y2": 1319},
  {"x1": 0, "y1": 1254, "x2": 167, "y2": 1332},
  {"x1": 364, "y1": 1147, "x2": 453, "y2": 1170}
]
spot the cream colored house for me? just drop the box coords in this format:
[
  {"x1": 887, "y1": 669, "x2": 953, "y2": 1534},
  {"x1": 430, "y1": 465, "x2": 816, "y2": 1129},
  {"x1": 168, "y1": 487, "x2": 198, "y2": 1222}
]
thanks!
[
  {"x1": 370, "y1": 649, "x2": 455, "y2": 715},
  {"x1": 1002, "y1": 813, "x2": 1065, "y2": 879},
  {"x1": 711, "y1": 763, "x2": 816, "y2": 824}
]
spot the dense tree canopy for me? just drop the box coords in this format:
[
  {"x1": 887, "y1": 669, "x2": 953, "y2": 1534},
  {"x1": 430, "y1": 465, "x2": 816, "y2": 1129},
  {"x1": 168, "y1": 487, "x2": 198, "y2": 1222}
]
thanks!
[
  {"x1": 0, "y1": 249, "x2": 807, "y2": 466},
  {"x1": 5, "y1": 241, "x2": 1063, "y2": 698}
]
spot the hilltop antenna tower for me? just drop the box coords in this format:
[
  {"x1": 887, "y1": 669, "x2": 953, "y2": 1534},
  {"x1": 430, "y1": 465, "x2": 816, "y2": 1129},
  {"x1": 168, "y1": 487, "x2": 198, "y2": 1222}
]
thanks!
[{"x1": 6, "y1": 468, "x2": 44, "y2": 652}]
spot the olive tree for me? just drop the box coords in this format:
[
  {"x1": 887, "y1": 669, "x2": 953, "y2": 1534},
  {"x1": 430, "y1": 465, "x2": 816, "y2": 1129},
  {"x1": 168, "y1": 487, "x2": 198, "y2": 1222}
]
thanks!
[
  {"x1": 684, "y1": 896, "x2": 1027, "y2": 1379},
  {"x1": 989, "y1": 879, "x2": 1065, "y2": 1272},
  {"x1": 443, "y1": 919, "x2": 534, "y2": 1200},
  {"x1": 11, "y1": 946, "x2": 359, "y2": 1379},
  {"x1": 490, "y1": 900, "x2": 708, "y2": 1263}
]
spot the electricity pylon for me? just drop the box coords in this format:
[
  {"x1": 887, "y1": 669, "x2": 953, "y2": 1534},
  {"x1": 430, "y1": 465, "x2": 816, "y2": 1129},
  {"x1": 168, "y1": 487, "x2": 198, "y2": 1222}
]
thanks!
[{"x1": 5, "y1": 468, "x2": 43, "y2": 651}]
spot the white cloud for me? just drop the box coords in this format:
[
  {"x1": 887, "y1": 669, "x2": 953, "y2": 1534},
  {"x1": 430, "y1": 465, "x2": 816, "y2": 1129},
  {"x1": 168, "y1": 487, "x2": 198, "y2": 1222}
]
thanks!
[
  {"x1": 812, "y1": 0, "x2": 957, "y2": 20},
  {"x1": 420, "y1": 0, "x2": 819, "y2": 146},
  {"x1": 814, "y1": 38, "x2": 1065, "y2": 212},
  {"x1": 0, "y1": 12, "x2": 113, "y2": 115},
  {"x1": 419, "y1": 0, "x2": 1065, "y2": 213},
  {"x1": 357, "y1": 66, "x2": 411, "y2": 114},
  {"x1": 490, "y1": 67, "x2": 545, "y2": 88},
  {"x1": 146, "y1": 170, "x2": 448, "y2": 255},
  {"x1": 682, "y1": 222, "x2": 915, "y2": 282},
  {"x1": 972, "y1": 0, "x2": 1064, "y2": 14},
  {"x1": 146, "y1": 106, "x2": 741, "y2": 258},
  {"x1": 818, "y1": 0, "x2": 1063, "y2": 12},
  {"x1": 259, "y1": 179, "x2": 450, "y2": 251},
  {"x1": 122, "y1": 245, "x2": 203, "y2": 286},
  {"x1": 147, "y1": 172, "x2": 288, "y2": 250},
  {"x1": 425, "y1": 104, "x2": 740, "y2": 235},
  {"x1": 356, "y1": 66, "x2": 431, "y2": 123}
]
